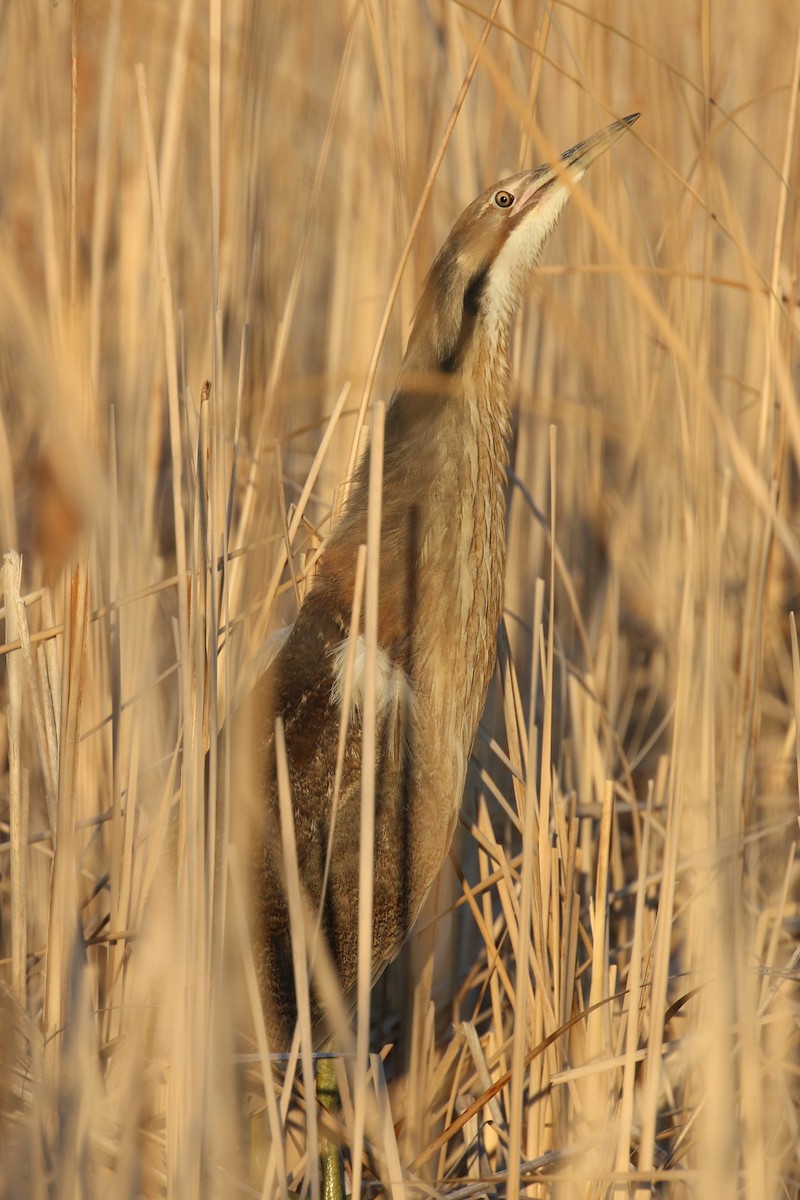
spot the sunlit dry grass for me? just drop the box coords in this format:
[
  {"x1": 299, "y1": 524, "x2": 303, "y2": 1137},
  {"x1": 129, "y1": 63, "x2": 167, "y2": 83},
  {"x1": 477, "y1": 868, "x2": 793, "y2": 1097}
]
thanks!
[{"x1": 1, "y1": 1, "x2": 799, "y2": 1196}]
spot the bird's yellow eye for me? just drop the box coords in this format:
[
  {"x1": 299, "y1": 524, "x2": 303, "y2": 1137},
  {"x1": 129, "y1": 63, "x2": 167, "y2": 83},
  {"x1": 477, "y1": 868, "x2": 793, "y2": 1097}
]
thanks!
[{"x1": 494, "y1": 190, "x2": 514, "y2": 209}]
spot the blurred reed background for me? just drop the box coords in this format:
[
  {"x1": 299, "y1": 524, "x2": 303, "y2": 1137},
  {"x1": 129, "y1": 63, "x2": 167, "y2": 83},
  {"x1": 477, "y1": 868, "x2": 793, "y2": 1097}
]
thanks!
[{"x1": 0, "y1": 1, "x2": 799, "y2": 1195}]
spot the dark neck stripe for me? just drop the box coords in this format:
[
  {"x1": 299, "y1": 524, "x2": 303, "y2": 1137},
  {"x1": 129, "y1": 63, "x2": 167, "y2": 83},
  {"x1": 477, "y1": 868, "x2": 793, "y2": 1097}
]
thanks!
[{"x1": 440, "y1": 267, "x2": 489, "y2": 373}]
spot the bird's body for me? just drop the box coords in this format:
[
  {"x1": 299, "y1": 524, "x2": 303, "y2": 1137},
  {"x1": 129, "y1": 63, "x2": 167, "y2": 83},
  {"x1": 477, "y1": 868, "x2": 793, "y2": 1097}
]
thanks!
[{"x1": 234, "y1": 115, "x2": 638, "y2": 1049}]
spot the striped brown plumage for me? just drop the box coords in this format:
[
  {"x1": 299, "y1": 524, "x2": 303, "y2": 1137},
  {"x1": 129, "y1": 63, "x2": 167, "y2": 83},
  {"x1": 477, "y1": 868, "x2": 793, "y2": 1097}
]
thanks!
[{"x1": 228, "y1": 115, "x2": 639, "y2": 1049}]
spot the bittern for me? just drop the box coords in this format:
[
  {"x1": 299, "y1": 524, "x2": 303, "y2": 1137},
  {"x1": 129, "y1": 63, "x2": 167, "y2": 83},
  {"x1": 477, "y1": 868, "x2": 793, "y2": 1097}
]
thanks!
[{"x1": 237, "y1": 114, "x2": 638, "y2": 1049}]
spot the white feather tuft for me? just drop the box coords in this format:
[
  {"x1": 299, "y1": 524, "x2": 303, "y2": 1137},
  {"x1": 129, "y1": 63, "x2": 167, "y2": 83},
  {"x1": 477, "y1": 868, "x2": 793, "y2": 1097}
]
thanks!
[{"x1": 330, "y1": 635, "x2": 417, "y2": 731}]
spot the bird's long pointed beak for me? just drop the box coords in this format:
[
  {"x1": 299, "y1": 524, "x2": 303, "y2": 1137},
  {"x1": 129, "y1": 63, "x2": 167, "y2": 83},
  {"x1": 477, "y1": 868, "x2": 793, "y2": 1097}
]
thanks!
[{"x1": 517, "y1": 112, "x2": 639, "y2": 210}]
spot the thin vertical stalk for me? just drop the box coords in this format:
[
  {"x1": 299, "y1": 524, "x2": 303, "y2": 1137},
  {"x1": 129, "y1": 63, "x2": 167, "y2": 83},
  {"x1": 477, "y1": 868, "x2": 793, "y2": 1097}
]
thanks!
[{"x1": 351, "y1": 399, "x2": 385, "y2": 1199}]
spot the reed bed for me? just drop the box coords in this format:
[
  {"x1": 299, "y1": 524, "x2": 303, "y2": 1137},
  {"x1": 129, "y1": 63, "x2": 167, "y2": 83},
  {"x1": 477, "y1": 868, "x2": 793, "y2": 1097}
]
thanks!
[{"x1": 1, "y1": 1, "x2": 799, "y2": 1195}]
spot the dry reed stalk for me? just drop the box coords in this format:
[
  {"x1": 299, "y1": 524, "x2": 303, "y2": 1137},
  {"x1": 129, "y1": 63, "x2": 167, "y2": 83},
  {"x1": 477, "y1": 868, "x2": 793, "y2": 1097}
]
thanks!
[
  {"x1": 351, "y1": 398, "x2": 385, "y2": 1198},
  {"x1": 2, "y1": 555, "x2": 27, "y2": 1011}
]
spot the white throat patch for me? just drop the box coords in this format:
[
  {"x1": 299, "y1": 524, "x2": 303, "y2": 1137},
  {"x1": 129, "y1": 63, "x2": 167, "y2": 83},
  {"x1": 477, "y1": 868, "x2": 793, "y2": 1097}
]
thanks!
[{"x1": 483, "y1": 182, "x2": 575, "y2": 334}]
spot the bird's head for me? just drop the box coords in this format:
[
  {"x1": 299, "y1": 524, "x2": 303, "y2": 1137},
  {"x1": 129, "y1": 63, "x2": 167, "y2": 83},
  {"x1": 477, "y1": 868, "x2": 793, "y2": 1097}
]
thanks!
[{"x1": 406, "y1": 113, "x2": 639, "y2": 376}]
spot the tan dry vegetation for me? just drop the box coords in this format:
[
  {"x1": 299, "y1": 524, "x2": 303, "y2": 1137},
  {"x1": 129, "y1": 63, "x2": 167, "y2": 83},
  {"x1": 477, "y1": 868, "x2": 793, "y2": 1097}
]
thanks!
[{"x1": 1, "y1": 0, "x2": 799, "y2": 1196}]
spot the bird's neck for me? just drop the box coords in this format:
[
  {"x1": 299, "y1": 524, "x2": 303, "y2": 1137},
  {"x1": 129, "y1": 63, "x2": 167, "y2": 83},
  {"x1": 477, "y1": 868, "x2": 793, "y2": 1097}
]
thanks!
[
  {"x1": 311, "y1": 303, "x2": 512, "y2": 837},
  {"x1": 316, "y1": 303, "x2": 513, "y2": 658},
  {"x1": 379, "y1": 310, "x2": 512, "y2": 662},
  {"x1": 383, "y1": 314, "x2": 512, "y2": 515},
  {"x1": 402, "y1": 259, "x2": 516, "y2": 384},
  {"x1": 377, "y1": 317, "x2": 511, "y2": 825}
]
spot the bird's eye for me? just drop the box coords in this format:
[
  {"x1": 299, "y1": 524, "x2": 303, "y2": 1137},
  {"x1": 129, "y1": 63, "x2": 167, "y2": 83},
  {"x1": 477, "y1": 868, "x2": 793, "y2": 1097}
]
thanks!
[{"x1": 494, "y1": 190, "x2": 514, "y2": 209}]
